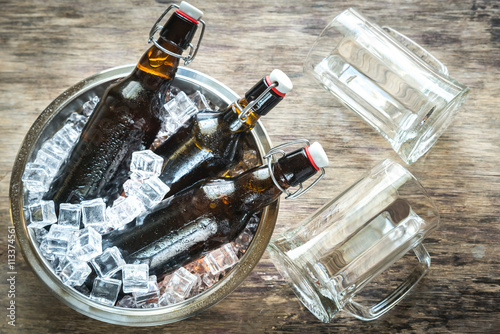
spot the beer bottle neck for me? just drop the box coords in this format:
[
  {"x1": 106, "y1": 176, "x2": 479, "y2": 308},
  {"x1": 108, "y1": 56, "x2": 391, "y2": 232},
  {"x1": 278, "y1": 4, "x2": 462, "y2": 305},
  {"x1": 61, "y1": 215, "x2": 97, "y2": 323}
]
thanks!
[
  {"x1": 237, "y1": 147, "x2": 321, "y2": 210},
  {"x1": 135, "y1": 10, "x2": 199, "y2": 81},
  {"x1": 243, "y1": 76, "x2": 286, "y2": 116},
  {"x1": 224, "y1": 76, "x2": 286, "y2": 131},
  {"x1": 273, "y1": 147, "x2": 321, "y2": 188},
  {"x1": 159, "y1": 10, "x2": 199, "y2": 50}
]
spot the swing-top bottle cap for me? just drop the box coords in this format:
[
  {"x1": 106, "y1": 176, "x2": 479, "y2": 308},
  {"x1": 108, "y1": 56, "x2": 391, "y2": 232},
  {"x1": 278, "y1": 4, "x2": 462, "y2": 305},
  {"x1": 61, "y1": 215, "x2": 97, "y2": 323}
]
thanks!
[
  {"x1": 268, "y1": 69, "x2": 293, "y2": 96},
  {"x1": 179, "y1": 1, "x2": 204, "y2": 21},
  {"x1": 265, "y1": 140, "x2": 328, "y2": 199},
  {"x1": 305, "y1": 142, "x2": 329, "y2": 170}
]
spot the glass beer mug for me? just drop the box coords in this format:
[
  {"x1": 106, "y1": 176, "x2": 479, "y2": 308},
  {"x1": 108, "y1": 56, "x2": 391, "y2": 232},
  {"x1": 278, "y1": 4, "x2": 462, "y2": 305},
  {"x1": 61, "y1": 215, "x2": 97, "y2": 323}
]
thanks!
[
  {"x1": 268, "y1": 159, "x2": 440, "y2": 322},
  {"x1": 304, "y1": 8, "x2": 469, "y2": 164}
]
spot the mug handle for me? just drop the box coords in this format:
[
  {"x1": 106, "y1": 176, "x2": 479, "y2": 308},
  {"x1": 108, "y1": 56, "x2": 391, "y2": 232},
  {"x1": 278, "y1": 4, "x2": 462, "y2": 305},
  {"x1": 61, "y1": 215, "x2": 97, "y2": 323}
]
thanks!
[
  {"x1": 342, "y1": 243, "x2": 431, "y2": 321},
  {"x1": 382, "y1": 26, "x2": 449, "y2": 76}
]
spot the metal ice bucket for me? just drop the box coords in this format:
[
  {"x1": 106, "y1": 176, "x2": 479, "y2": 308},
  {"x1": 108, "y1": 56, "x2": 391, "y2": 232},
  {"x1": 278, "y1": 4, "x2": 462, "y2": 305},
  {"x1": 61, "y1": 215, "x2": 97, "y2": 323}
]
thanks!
[{"x1": 9, "y1": 65, "x2": 279, "y2": 326}]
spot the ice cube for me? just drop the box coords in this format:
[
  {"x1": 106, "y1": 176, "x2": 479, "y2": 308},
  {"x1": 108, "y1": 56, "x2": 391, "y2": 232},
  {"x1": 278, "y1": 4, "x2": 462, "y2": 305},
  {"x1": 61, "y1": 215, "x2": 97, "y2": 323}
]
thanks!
[
  {"x1": 73, "y1": 283, "x2": 91, "y2": 297},
  {"x1": 40, "y1": 239, "x2": 56, "y2": 262},
  {"x1": 52, "y1": 256, "x2": 70, "y2": 275},
  {"x1": 116, "y1": 295, "x2": 137, "y2": 308},
  {"x1": 67, "y1": 111, "x2": 86, "y2": 124},
  {"x1": 232, "y1": 228, "x2": 254, "y2": 254},
  {"x1": 141, "y1": 302, "x2": 159, "y2": 308},
  {"x1": 187, "y1": 272, "x2": 202, "y2": 297},
  {"x1": 135, "y1": 176, "x2": 170, "y2": 208},
  {"x1": 164, "y1": 91, "x2": 198, "y2": 123},
  {"x1": 40, "y1": 242, "x2": 69, "y2": 263},
  {"x1": 58, "y1": 203, "x2": 81, "y2": 230},
  {"x1": 130, "y1": 150, "x2": 163, "y2": 179},
  {"x1": 25, "y1": 190, "x2": 44, "y2": 204},
  {"x1": 81, "y1": 198, "x2": 107, "y2": 232},
  {"x1": 68, "y1": 226, "x2": 102, "y2": 262},
  {"x1": 29, "y1": 226, "x2": 49, "y2": 243},
  {"x1": 82, "y1": 96, "x2": 100, "y2": 117},
  {"x1": 59, "y1": 259, "x2": 92, "y2": 287},
  {"x1": 158, "y1": 291, "x2": 179, "y2": 306},
  {"x1": 162, "y1": 117, "x2": 181, "y2": 137},
  {"x1": 132, "y1": 275, "x2": 160, "y2": 305},
  {"x1": 106, "y1": 195, "x2": 145, "y2": 229},
  {"x1": 245, "y1": 215, "x2": 260, "y2": 232},
  {"x1": 104, "y1": 211, "x2": 120, "y2": 231},
  {"x1": 90, "y1": 246, "x2": 126, "y2": 278},
  {"x1": 189, "y1": 90, "x2": 213, "y2": 111},
  {"x1": 202, "y1": 272, "x2": 218, "y2": 288},
  {"x1": 34, "y1": 144, "x2": 66, "y2": 177},
  {"x1": 66, "y1": 112, "x2": 87, "y2": 132},
  {"x1": 161, "y1": 92, "x2": 199, "y2": 137},
  {"x1": 122, "y1": 263, "x2": 149, "y2": 293},
  {"x1": 158, "y1": 274, "x2": 172, "y2": 295},
  {"x1": 45, "y1": 225, "x2": 77, "y2": 257},
  {"x1": 113, "y1": 196, "x2": 127, "y2": 206},
  {"x1": 203, "y1": 243, "x2": 239, "y2": 275},
  {"x1": 40, "y1": 139, "x2": 67, "y2": 159},
  {"x1": 50, "y1": 124, "x2": 80, "y2": 152},
  {"x1": 28, "y1": 200, "x2": 57, "y2": 228},
  {"x1": 183, "y1": 258, "x2": 208, "y2": 274},
  {"x1": 90, "y1": 277, "x2": 122, "y2": 306},
  {"x1": 164, "y1": 267, "x2": 198, "y2": 300},
  {"x1": 22, "y1": 163, "x2": 50, "y2": 192},
  {"x1": 129, "y1": 172, "x2": 144, "y2": 183},
  {"x1": 123, "y1": 179, "x2": 142, "y2": 197}
]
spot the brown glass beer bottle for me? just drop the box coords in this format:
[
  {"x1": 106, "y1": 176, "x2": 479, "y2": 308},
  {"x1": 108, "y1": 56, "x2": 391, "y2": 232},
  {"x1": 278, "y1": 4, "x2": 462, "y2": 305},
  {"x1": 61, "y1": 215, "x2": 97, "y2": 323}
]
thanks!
[
  {"x1": 45, "y1": 2, "x2": 204, "y2": 205},
  {"x1": 153, "y1": 69, "x2": 293, "y2": 198},
  {"x1": 103, "y1": 141, "x2": 328, "y2": 275}
]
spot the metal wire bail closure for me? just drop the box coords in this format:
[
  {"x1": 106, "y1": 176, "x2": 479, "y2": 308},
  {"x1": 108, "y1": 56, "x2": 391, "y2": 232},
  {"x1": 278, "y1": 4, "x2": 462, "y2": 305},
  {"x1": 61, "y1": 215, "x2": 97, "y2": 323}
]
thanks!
[
  {"x1": 148, "y1": 4, "x2": 206, "y2": 66},
  {"x1": 235, "y1": 81, "x2": 278, "y2": 122},
  {"x1": 264, "y1": 139, "x2": 326, "y2": 199}
]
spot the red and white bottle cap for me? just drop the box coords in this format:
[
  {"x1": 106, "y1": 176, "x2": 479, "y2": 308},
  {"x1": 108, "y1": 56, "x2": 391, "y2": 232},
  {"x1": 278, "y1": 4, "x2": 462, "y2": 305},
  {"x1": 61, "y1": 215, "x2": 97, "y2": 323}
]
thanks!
[
  {"x1": 267, "y1": 69, "x2": 293, "y2": 96},
  {"x1": 179, "y1": 1, "x2": 204, "y2": 21},
  {"x1": 305, "y1": 142, "x2": 329, "y2": 170}
]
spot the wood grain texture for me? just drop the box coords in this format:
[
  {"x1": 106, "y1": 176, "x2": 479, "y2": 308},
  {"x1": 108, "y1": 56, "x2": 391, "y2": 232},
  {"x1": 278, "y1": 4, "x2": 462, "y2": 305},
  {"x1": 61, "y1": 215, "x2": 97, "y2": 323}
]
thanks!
[{"x1": 1, "y1": 0, "x2": 499, "y2": 332}]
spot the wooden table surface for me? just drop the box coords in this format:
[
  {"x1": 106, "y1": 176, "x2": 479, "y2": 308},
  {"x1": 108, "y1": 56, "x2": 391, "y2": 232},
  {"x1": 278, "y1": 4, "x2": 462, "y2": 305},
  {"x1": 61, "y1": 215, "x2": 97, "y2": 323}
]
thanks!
[{"x1": 1, "y1": 0, "x2": 499, "y2": 333}]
